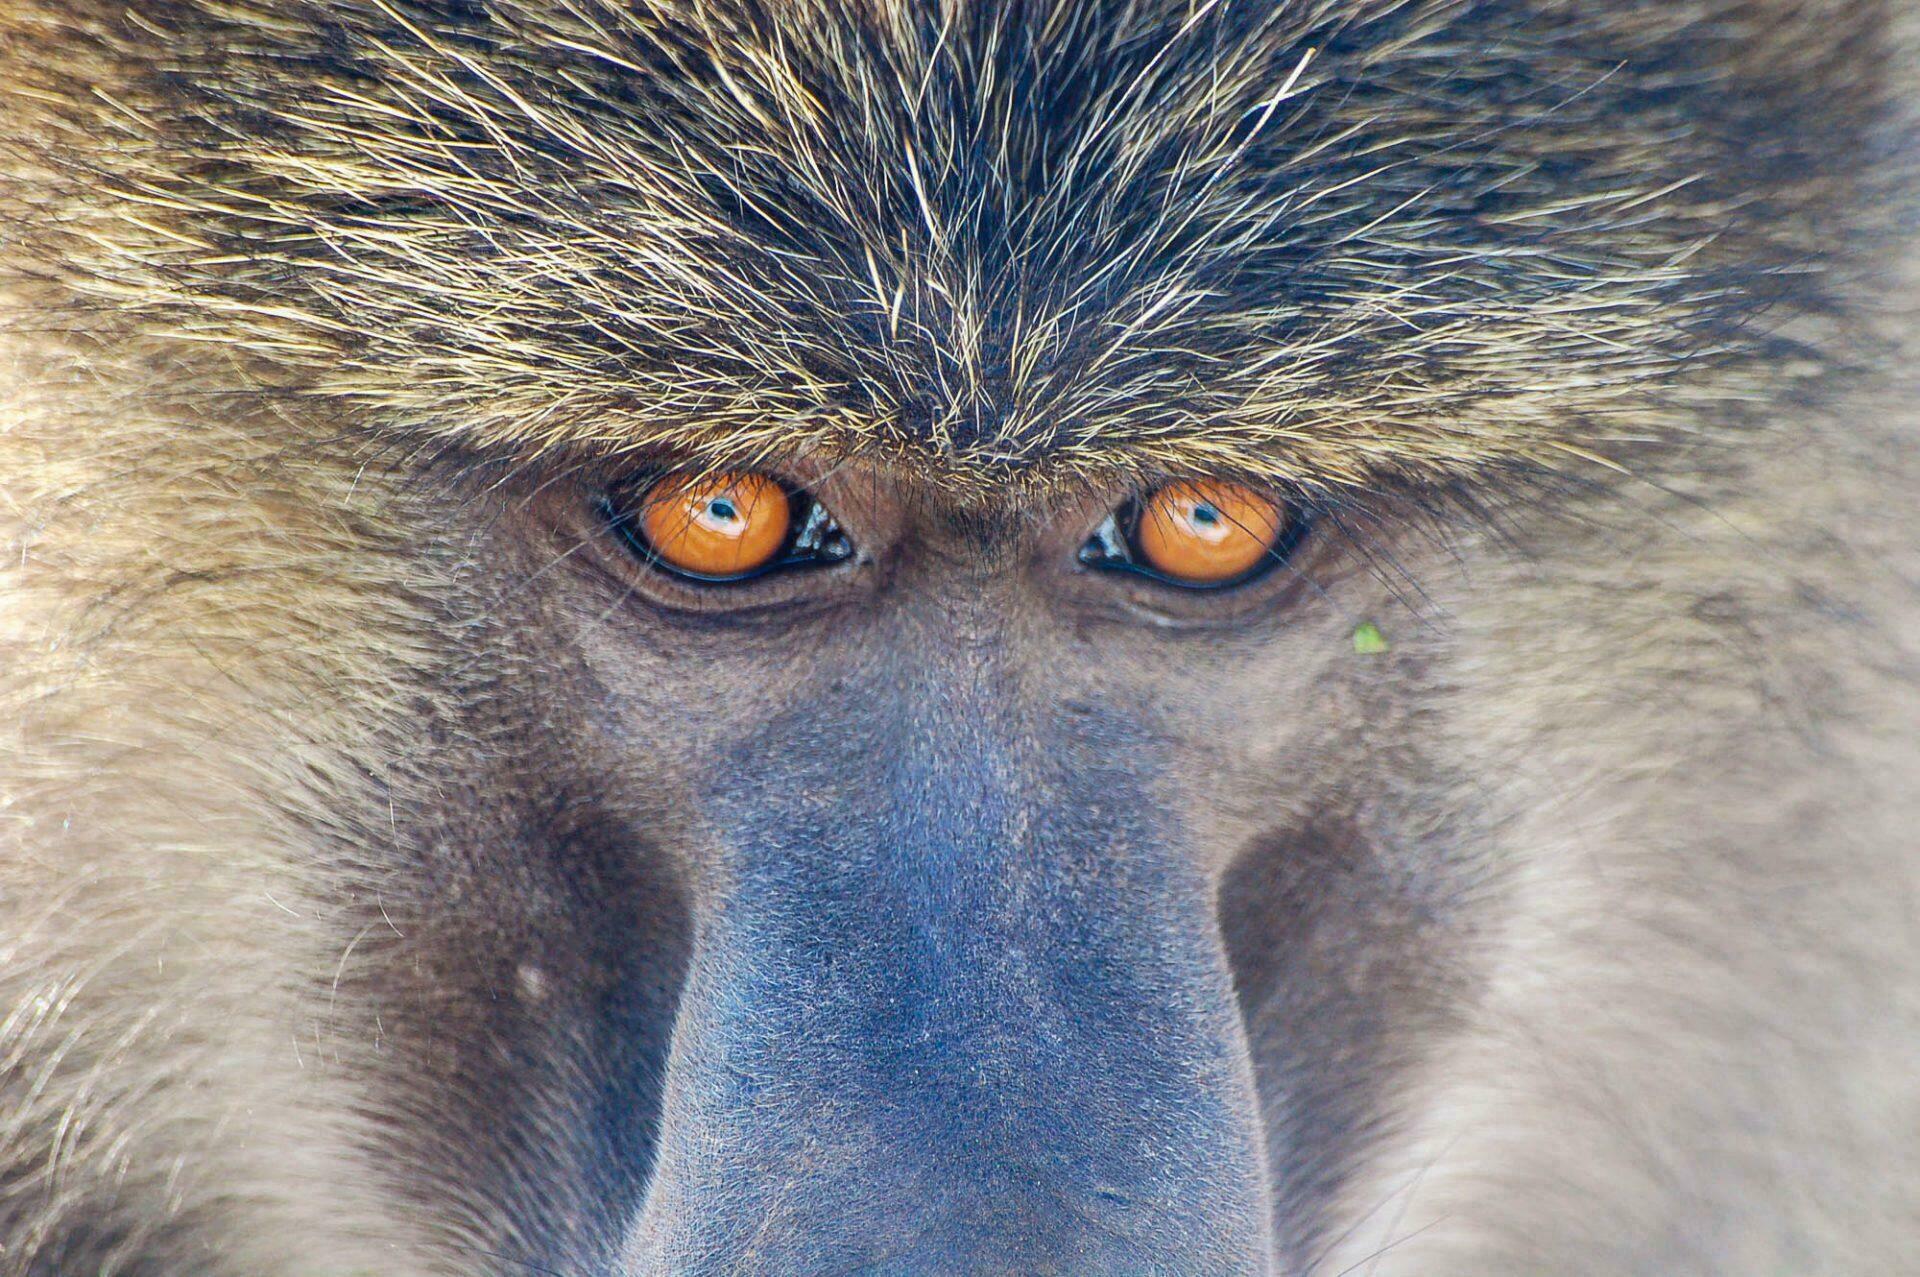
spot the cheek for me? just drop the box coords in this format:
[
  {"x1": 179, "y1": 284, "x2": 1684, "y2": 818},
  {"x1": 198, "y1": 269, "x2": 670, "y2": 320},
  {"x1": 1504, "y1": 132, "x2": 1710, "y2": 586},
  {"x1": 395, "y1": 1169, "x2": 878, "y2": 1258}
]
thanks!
[
  {"x1": 1103, "y1": 589, "x2": 1499, "y2": 1250},
  {"x1": 332, "y1": 701, "x2": 700, "y2": 1269}
]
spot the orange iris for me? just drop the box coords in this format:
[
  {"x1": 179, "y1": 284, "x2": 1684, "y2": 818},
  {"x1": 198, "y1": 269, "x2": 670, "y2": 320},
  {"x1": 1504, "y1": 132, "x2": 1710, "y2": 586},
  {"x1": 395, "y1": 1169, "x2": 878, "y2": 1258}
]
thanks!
[
  {"x1": 1136, "y1": 480, "x2": 1287, "y2": 584},
  {"x1": 636, "y1": 471, "x2": 791, "y2": 578}
]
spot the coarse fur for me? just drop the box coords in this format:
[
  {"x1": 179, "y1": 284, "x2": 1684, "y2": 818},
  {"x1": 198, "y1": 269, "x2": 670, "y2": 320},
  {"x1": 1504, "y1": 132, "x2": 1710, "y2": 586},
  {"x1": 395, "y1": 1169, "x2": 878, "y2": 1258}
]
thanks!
[
  {"x1": 4, "y1": 0, "x2": 1903, "y2": 490},
  {"x1": 0, "y1": 1, "x2": 1917, "y2": 1275}
]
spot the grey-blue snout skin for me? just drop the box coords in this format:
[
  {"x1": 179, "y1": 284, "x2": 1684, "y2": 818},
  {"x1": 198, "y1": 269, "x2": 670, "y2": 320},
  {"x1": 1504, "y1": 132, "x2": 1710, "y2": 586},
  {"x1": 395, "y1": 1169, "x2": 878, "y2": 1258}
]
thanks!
[{"x1": 622, "y1": 670, "x2": 1272, "y2": 1276}]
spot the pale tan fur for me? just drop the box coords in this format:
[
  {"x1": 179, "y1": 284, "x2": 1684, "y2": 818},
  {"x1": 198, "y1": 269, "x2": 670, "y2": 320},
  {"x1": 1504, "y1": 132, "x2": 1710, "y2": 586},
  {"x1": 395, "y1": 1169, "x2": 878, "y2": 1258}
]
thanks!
[
  {"x1": 0, "y1": 329, "x2": 444, "y2": 1271},
  {"x1": 1321, "y1": 274, "x2": 1920, "y2": 1272}
]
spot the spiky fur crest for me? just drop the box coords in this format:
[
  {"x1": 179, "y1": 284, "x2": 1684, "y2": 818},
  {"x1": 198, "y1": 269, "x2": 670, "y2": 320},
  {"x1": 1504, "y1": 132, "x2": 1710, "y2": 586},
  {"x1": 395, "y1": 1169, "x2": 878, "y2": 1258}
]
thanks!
[{"x1": 5, "y1": 0, "x2": 1902, "y2": 495}]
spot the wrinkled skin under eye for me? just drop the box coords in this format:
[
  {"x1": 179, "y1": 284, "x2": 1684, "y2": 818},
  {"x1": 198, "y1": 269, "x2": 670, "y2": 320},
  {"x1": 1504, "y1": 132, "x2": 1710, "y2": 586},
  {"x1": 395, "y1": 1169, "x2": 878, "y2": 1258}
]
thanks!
[{"x1": 1081, "y1": 480, "x2": 1304, "y2": 589}]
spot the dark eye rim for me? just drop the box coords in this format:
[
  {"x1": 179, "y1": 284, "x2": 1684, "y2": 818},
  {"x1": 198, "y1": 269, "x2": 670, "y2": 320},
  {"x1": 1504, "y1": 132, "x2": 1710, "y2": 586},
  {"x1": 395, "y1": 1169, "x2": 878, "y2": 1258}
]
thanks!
[
  {"x1": 1077, "y1": 494, "x2": 1316, "y2": 591},
  {"x1": 598, "y1": 473, "x2": 855, "y2": 585}
]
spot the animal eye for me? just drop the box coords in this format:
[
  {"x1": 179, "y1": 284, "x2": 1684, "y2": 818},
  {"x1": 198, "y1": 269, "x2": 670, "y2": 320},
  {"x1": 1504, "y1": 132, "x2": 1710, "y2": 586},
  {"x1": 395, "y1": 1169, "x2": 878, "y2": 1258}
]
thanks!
[
  {"x1": 1080, "y1": 479, "x2": 1300, "y2": 588},
  {"x1": 602, "y1": 470, "x2": 852, "y2": 582}
]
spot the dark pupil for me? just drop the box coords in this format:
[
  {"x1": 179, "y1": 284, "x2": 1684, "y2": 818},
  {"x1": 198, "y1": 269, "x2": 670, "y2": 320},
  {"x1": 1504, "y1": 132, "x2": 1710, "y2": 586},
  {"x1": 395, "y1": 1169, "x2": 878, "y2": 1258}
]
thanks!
[
  {"x1": 708, "y1": 497, "x2": 739, "y2": 523},
  {"x1": 1191, "y1": 502, "x2": 1221, "y2": 527}
]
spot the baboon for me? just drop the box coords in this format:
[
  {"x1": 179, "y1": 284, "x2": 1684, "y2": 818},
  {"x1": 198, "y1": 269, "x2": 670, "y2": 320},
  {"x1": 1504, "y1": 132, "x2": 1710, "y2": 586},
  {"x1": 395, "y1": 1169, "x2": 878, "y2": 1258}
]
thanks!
[{"x1": 2, "y1": 1, "x2": 1917, "y2": 1273}]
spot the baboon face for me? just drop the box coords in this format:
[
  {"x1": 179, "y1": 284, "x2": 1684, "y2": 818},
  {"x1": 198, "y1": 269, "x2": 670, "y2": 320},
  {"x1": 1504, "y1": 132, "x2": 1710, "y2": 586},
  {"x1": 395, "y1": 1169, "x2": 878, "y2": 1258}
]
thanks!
[
  {"x1": 3, "y1": 1, "x2": 1918, "y2": 1275},
  {"x1": 401, "y1": 460, "x2": 1469, "y2": 1273}
]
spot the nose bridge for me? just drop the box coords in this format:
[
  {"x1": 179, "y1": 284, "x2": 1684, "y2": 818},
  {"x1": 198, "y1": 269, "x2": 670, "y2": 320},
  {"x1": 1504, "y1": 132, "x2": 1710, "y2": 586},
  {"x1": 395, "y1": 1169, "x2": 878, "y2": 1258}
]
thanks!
[
  {"x1": 712, "y1": 691, "x2": 1194, "y2": 1122},
  {"x1": 625, "y1": 663, "x2": 1272, "y2": 1274}
]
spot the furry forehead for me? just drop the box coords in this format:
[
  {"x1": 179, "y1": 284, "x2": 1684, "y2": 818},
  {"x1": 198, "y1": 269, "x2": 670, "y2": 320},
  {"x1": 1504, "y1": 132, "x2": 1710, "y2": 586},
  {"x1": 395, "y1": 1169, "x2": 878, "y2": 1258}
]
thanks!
[{"x1": 24, "y1": 0, "x2": 1897, "y2": 493}]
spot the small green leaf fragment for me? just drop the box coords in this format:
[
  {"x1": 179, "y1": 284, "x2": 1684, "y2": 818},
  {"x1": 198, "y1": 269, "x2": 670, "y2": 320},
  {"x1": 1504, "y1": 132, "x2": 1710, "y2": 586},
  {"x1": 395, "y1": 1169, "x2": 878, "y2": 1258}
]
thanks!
[{"x1": 1352, "y1": 622, "x2": 1390, "y2": 655}]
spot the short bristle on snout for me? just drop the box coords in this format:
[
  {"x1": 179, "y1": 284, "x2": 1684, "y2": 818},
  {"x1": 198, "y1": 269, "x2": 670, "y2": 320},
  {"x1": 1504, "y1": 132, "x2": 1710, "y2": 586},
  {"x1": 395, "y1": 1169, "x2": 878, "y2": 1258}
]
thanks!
[{"x1": 13, "y1": 0, "x2": 1898, "y2": 497}]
